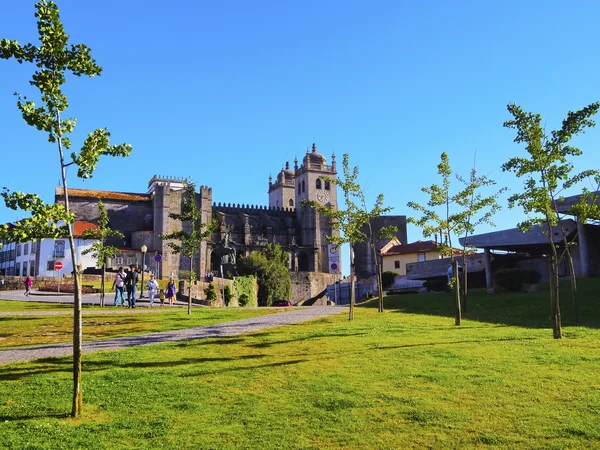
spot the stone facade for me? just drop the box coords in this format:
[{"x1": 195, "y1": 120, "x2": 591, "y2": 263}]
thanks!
[{"x1": 56, "y1": 144, "x2": 342, "y2": 288}]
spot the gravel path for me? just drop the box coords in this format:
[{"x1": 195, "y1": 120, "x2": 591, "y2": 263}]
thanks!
[{"x1": 0, "y1": 306, "x2": 343, "y2": 365}]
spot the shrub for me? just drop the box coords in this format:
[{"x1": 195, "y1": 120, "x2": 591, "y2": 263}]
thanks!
[
  {"x1": 238, "y1": 293, "x2": 249, "y2": 307},
  {"x1": 382, "y1": 271, "x2": 399, "y2": 289},
  {"x1": 234, "y1": 275, "x2": 257, "y2": 307},
  {"x1": 204, "y1": 283, "x2": 217, "y2": 302},
  {"x1": 223, "y1": 285, "x2": 232, "y2": 306},
  {"x1": 492, "y1": 268, "x2": 542, "y2": 292}
]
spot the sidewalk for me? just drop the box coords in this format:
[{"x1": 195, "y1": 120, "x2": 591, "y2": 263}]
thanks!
[
  {"x1": 0, "y1": 289, "x2": 186, "y2": 306},
  {"x1": 0, "y1": 306, "x2": 343, "y2": 365}
]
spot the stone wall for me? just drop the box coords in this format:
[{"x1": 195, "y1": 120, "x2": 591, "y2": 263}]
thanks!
[
  {"x1": 290, "y1": 271, "x2": 336, "y2": 304},
  {"x1": 179, "y1": 277, "x2": 234, "y2": 306}
]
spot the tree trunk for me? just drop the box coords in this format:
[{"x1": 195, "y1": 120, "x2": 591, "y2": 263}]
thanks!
[
  {"x1": 563, "y1": 247, "x2": 579, "y2": 324},
  {"x1": 100, "y1": 263, "x2": 105, "y2": 308},
  {"x1": 55, "y1": 110, "x2": 83, "y2": 417},
  {"x1": 188, "y1": 256, "x2": 192, "y2": 315},
  {"x1": 377, "y1": 255, "x2": 384, "y2": 313},
  {"x1": 461, "y1": 253, "x2": 468, "y2": 314},
  {"x1": 548, "y1": 256, "x2": 562, "y2": 339},
  {"x1": 453, "y1": 259, "x2": 461, "y2": 326},
  {"x1": 349, "y1": 245, "x2": 355, "y2": 321}
]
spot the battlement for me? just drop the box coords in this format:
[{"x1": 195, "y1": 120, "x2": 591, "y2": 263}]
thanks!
[
  {"x1": 147, "y1": 175, "x2": 189, "y2": 188},
  {"x1": 213, "y1": 202, "x2": 296, "y2": 215}
]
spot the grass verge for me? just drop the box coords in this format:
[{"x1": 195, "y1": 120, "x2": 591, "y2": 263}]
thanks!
[{"x1": 0, "y1": 279, "x2": 599, "y2": 448}]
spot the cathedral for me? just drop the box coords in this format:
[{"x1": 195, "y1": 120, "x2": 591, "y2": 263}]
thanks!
[{"x1": 56, "y1": 144, "x2": 342, "y2": 280}]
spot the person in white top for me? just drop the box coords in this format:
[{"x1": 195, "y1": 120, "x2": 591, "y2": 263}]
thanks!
[
  {"x1": 112, "y1": 266, "x2": 126, "y2": 307},
  {"x1": 147, "y1": 274, "x2": 159, "y2": 306}
]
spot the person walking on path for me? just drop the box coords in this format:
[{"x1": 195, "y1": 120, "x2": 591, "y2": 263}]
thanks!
[
  {"x1": 147, "y1": 274, "x2": 159, "y2": 306},
  {"x1": 112, "y1": 266, "x2": 126, "y2": 307},
  {"x1": 124, "y1": 265, "x2": 139, "y2": 308},
  {"x1": 24, "y1": 275, "x2": 32, "y2": 296},
  {"x1": 166, "y1": 278, "x2": 177, "y2": 307}
]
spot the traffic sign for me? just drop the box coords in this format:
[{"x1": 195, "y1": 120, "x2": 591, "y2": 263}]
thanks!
[
  {"x1": 155, "y1": 254, "x2": 163, "y2": 263},
  {"x1": 55, "y1": 261, "x2": 63, "y2": 270}
]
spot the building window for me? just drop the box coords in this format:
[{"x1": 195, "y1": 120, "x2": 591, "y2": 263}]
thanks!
[
  {"x1": 30, "y1": 242, "x2": 36, "y2": 254},
  {"x1": 297, "y1": 183, "x2": 301, "y2": 194},
  {"x1": 302, "y1": 180, "x2": 305, "y2": 193},
  {"x1": 289, "y1": 199, "x2": 294, "y2": 207},
  {"x1": 316, "y1": 179, "x2": 321, "y2": 189},
  {"x1": 394, "y1": 261, "x2": 400, "y2": 269},
  {"x1": 22, "y1": 261, "x2": 28, "y2": 276},
  {"x1": 24, "y1": 243, "x2": 29, "y2": 255},
  {"x1": 47, "y1": 261, "x2": 55, "y2": 271},
  {"x1": 17, "y1": 244, "x2": 22, "y2": 257},
  {"x1": 15, "y1": 262, "x2": 20, "y2": 276},
  {"x1": 418, "y1": 253, "x2": 426, "y2": 262},
  {"x1": 325, "y1": 181, "x2": 330, "y2": 190},
  {"x1": 54, "y1": 240, "x2": 65, "y2": 258},
  {"x1": 115, "y1": 256, "x2": 124, "y2": 265},
  {"x1": 30, "y1": 261, "x2": 36, "y2": 276}
]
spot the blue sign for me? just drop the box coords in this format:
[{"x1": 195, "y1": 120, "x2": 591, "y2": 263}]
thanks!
[
  {"x1": 154, "y1": 254, "x2": 163, "y2": 263},
  {"x1": 330, "y1": 263, "x2": 338, "y2": 270}
]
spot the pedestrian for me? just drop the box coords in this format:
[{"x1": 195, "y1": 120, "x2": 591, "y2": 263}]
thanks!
[
  {"x1": 124, "y1": 265, "x2": 139, "y2": 308},
  {"x1": 159, "y1": 288, "x2": 165, "y2": 306},
  {"x1": 112, "y1": 266, "x2": 126, "y2": 307},
  {"x1": 166, "y1": 278, "x2": 177, "y2": 306},
  {"x1": 24, "y1": 275, "x2": 32, "y2": 296},
  {"x1": 147, "y1": 274, "x2": 159, "y2": 306}
]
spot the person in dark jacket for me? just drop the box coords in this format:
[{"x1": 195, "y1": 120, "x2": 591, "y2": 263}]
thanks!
[{"x1": 124, "y1": 265, "x2": 139, "y2": 308}]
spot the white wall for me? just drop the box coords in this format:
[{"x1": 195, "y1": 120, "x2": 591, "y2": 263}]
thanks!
[{"x1": 37, "y1": 237, "x2": 98, "y2": 276}]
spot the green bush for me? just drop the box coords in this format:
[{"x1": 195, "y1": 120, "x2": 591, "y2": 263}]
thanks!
[
  {"x1": 238, "y1": 293, "x2": 249, "y2": 307},
  {"x1": 234, "y1": 275, "x2": 257, "y2": 307},
  {"x1": 223, "y1": 285, "x2": 232, "y2": 306},
  {"x1": 382, "y1": 271, "x2": 399, "y2": 289},
  {"x1": 205, "y1": 283, "x2": 217, "y2": 302},
  {"x1": 492, "y1": 268, "x2": 542, "y2": 292}
]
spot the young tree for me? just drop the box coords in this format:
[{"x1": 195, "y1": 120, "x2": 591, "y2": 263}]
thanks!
[
  {"x1": 0, "y1": 1, "x2": 131, "y2": 416},
  {"x1": 237, "y1": 243, "x2": 291, "y2": 306},
  {"x1": 160, "y1": 182, "x2": 217, "y2": 314},
  {"x1": 502, "y1": 102, "x2": 600, "y2": 339},
  {"x1": 81, "y1": 200, "x2": 123, "y2": 307},
  {"x1": 302, "y1": 153, "x2": 395, "y2": 320},
  {"x1": 408, "y1": 152, "x2": 505, "y2": 320}
]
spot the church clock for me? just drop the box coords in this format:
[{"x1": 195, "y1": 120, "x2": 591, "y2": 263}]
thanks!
[{"x1": 316, "y1": 190, "x2": 330, "y2": 203}]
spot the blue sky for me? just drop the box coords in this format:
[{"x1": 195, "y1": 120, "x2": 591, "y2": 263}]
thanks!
[{"x1": 2, "y1": 1, "x2": 600, "y2": 275}]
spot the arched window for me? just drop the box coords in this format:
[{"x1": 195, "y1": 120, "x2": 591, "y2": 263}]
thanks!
[
  {"x1": 302, "y1": 180, "x2": 305, "y2": 193},
  {"x1": 316, "y1": 179, "x2": 321, "y2": 189},
  {"x1": 325, "y1": 181, "x2": 330, "y2": 190},
  {"x1": 289, "y1": 199, "x2": 294, "y2": 207},
  {"x1": 297, "y1": 183, "x2": 301, "y2": 194}
]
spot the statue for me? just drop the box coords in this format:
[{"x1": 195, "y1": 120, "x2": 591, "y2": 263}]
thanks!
[{"x1": 215, "y1": 232, "x2": 236, "y2": 265}]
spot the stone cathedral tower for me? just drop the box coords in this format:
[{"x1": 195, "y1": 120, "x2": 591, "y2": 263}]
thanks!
[{"x1": 268, "y1": 143, "x2": 339, "y2": 273}]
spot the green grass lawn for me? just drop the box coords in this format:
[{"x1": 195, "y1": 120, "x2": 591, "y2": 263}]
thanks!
[
  {"x1": 1, "y1": 279, "x2": 599, "y2": 449},
  {"x1": 0, "y1": 300, "x2": 77, "y2": 312},
  {"x1": 0, "y1": 306, "x2": 278, "y2": 349}
]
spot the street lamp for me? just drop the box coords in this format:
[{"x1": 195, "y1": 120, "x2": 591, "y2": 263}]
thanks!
[{"x1": 140, "y1": 245, "x2": 147, "y2": 299}]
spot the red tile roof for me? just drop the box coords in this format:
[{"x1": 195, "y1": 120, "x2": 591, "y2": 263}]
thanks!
[
  {"x1": 74, "y1": 221, "x2": 99, "y2": 237},
  {"x1": 56, "y1": 187, "x2": 151, "y2": 202}
]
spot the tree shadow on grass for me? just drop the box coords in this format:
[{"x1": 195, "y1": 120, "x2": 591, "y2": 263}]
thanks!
[
  {"x1": 180, "y1": 358, "x2": 306, "y2": 378},
  {"x1": 365, "y1": 280, "x2": 600, "y2": 330},
  {"x1": 0, "y1": 412, "x2": 70, "y2": 421}
]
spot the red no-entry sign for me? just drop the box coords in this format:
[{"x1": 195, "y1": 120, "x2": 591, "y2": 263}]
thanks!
[{"x1": 55, "y1": 261, "x2": 63, "y2": 270}]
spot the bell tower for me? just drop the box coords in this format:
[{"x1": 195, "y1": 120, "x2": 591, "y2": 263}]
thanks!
[{"x1": 294, "y1": 143, "x2": 338, "y2": 272}]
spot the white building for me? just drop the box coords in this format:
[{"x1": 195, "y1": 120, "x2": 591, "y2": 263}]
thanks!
[{"x1": 2, "y1": 221, "x2": 99, "y2": 277}]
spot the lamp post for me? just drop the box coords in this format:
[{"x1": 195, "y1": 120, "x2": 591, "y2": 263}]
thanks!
[{"x1": 140, "y1": 245, "x2": 147, "y2": 299}]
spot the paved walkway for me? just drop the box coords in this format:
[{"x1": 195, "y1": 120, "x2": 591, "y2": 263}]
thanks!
[
  {"x1": 0, "y1": 289, "x2": 187, "y2": 306},
  {"x1": 0, "y1": 306, "x2": 343, "y2": 365}
]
